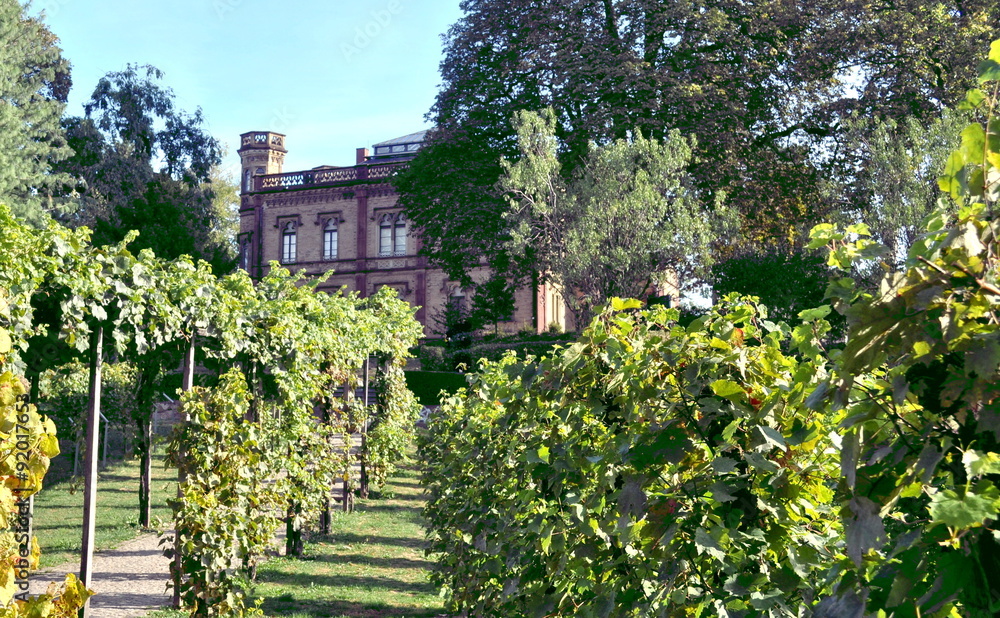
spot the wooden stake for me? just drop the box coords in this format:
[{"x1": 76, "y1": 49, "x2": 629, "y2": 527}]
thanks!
[
  {"x1": 173, "y1": 337, "x2": 196, "y2": 609},
  {"x1": 79, "y1": 326, "x2": 103, "y2": 618},
  {"x1": 182, "y1": 337, "x2": 195, "y2": 392},
  {"x1": 360, "y1": 359, "x2": 370, "y2": 498}
]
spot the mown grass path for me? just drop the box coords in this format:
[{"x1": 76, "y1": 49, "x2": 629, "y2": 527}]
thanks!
[
  {"x1": 33, "y1": 450, "x2": 177, "y2": 568},
  {"x1": 250, "y1": 462, "x2": 445, "y2": 618}
]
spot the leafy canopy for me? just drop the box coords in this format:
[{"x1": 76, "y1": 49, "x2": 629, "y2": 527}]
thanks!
[{"x1": 500, "y1": 108, "x2": 728, "y2": 324}]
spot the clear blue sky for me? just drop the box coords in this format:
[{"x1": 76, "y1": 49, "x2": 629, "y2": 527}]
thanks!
[{"x1": 30, "y1": 0, "x2": 463, "y2": 177}]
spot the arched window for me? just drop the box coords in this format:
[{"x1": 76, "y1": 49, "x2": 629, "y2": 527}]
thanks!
[
  {"x1": 323, "y1": 218, "x2": 338, "y2": 261},
  {"x1": 379, "y1": 214, "x2": 393, "y2": 257},
  {"x1": 244, "y1": 170, "x2": 252, "y2": 192},
  {"x1": 394, "y1": 213, "x2": 407, "y2": 256},
  {"x1": 281, "y1": 221, "x2": 297, "y2": 264},
  {"x1": 239, "y1": 238, "x2": 250, "y2": 271},
  {"x1": 450, "y1": 286, "x2": 467, "y2": 312}
]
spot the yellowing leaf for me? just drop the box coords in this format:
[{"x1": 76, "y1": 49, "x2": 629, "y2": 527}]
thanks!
[
  {"x1": 961, "y1": 123, "x2": 986, "y2": 163},
  {"x1": 711, "y1": 379, "x2": 744, "y2": 399},
  {"x1": 0, "y1": 328, "x2": 10, "y2": 355},
  {"x1": 963, "y1": 450, "x2": 1000, "y2": 478},
  {"x1": 540, "y1": 531, "x2": 552, "y2": 554},
  {"x1": 527, "y1": 445, "x2": 550, "y2": 464},
  {"x1": 959, "y1": 88, "x2": 987, "y2": 110},
  {"x1": 30, "y1": 536, "x2": 40, "y2": 570},
  {"x1": 610, "y1": 298, "x2": 642, "y2": 311},
  {"x1": 0, "y1": 565, "x2": 15, "y2": 606},
  {"x1": 39, "y1": 434, "x2": 59, "y2": 459}
]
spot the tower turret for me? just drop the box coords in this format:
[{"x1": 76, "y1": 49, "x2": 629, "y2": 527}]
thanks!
[{"x1": 237, "y1": 131, "x2": 287, "y2": 194}]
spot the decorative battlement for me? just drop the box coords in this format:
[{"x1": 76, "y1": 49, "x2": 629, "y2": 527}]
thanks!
[
  {"x1": 254, "y1": 161, "x2": 403, "y2": 192},
  {"x1": 239, "y1": 131, "x2": 287, "y2": 153}
]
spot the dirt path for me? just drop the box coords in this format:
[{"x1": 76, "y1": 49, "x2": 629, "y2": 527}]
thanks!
[{"x1": 29, "y1": 532, "x2": 172, "y2": 618}]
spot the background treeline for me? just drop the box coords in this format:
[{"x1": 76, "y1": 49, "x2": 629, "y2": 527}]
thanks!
[
  {"x1": 398, "y1": 0, "x2": 998, "y2": 324},
  {"x1": 1, "y1": 1, "x2": 237, "y2": 271}
]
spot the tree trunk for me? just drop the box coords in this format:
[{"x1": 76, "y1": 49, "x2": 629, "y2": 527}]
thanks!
[
  {"x1": 320, "y1": 497, "x2": 331, "y2": 535},
  {"x1": 28, "y1": 372, "x2": 39, "y2": 406},
  {"x1": 285, "y1": 500, "x2": 303, "y2": 557},
  {"x1": 137, "y1": 415, "x2": 152, "y2": 528}
]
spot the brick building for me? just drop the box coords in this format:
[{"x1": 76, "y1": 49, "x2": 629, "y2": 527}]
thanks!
[{"x1": 237, "y1": 130, "x2": 571, "y2": 336}]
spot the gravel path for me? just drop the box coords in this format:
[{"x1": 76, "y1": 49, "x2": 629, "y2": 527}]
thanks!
[{"x1": 29, "y1": 532, "x2": 172, "y2": 618}]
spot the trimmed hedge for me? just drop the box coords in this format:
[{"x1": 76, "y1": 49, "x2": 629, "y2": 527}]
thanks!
[
  {"x1": 404, "y1": 370, "x2": 468, "y2": 406},
  {"x1": 418, "y1": 335, "x2": 576, "y2": 372}
]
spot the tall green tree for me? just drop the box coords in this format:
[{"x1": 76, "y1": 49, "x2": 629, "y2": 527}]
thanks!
[
  {"x1": 57, "y1": 64, "x2": 231, "y2": 270},
  {"x1": 500, "y1": 109, "x2": 725, "y2": 324},
  {"x1": 836, "y1": 111, "x2": 969, "y2": 265},
  {"x1": 399, "y1": 0, "x2": 1000, "y2": 301},
  {"x1": 203, "y1": 160, "x2": 240, "y2": 259},
  {"x1": 0, "y1": 0, "x2": 73, "y2": 225}
]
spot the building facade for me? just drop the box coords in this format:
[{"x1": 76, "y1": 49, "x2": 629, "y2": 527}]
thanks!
[{"x1": 237, "y1": 130, "x2": 571, "y2": 336}]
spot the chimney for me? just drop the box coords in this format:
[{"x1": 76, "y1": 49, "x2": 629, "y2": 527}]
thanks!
[{"x1": 356, "y1": 147, "x2": 370, "y2": 165}]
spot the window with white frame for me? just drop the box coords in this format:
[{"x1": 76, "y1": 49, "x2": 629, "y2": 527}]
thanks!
[
  {"x1": 281, "y1": 221, "x2": 297, "y2": 264},
  {"x1": 323, "y1": 218, "x2": 338, "y2": 260},
  {"x1": 378, "y1": 212, "x2": 408, "y2": 257},
  {"x1": 450, "y1": 286, "x2": 467, "y2": 312},
  {"x1": 379, "y1": 214, "x2": 394, "y2": 256},
  {"x1": 394, "y1": 213, "x2": 407, "y2": 255}
]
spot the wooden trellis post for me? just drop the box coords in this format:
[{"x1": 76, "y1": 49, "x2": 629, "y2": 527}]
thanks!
[
  {"x1": 359, "y1": 357, "x2": 370, "y2": 498},
  {"x1": 173, "y1": 336, "x2": 196, "y2": 609},
  {"x1": 78, "y1": 326, "x2": 103, "y2": 618}
]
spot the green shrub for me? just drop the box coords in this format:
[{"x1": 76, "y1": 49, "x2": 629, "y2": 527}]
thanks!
[
  {"x1": 404, "y1": 371, "x2": 468, "y2": 407},
  {"x1": 421, "y1": 297, "x2": 841, "y2": 616}
]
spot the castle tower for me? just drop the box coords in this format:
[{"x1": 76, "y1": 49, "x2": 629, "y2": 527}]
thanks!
[{"x1": 237, "y1": 131, "x2": 287, "y2": 194}]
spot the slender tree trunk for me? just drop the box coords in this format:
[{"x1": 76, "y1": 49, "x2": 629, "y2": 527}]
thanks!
[
  {"x1": 285, "y1": 500, "x2": 303, "y2": 557},
  {"x1": 248, "y1": 361, "x2": 257, "y2": 422},
  {"x1": 26, "y1": 373, "x2": 38, "y2": 586},
  {"x1": 320, "y1": 498, "x2": 331, "y2": 535},
  {"x1": 134, "y1": 360, "x2": 157, "y2": 529},
  {"x1": 319, "y1": 401, "x2": 332, "y2": 534},
  {"x1": 28, "y1": 372, "x2": 40, "y2": 406}
]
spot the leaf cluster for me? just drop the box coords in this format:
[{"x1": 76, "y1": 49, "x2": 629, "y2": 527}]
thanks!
[
  {"x1": 800, "y1": 43, "x2": 1000, "y2": 615},
  {"x1": 421, "y1": 297, "x2": 843, "y2": 616},
  {"x1": 0, "y1": 357, "x2": 91, "y2": 614}
]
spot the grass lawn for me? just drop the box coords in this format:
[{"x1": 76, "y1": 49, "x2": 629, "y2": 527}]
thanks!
[
  {"x1": 33, "y1": 443, "x2": 178, "y2": 568},
  {"x1": 145, "y1": 458, "x2": 445, "y2": 618},
  {"x1": 252, "y1": 461, "x2": 444, "y2": 618}
]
